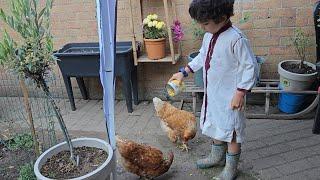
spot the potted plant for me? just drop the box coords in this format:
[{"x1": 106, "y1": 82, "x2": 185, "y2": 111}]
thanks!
[
  {"x1": 277, "y1": 28, "x2": 318, "y2": 113},
  {"x1": 143, "y1": 13, "x2": 167, "y2": 60},
  {"x1": 278, "y1": 28, "x2": 317, "y2": 90},
  {"x1": 0, "y1": 0, "x2": 114, "y2": 179}
]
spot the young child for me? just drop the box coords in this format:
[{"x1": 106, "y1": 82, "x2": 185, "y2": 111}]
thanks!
[{"x1": 169, "y1": 0, "x2": 257, "y2": 179}]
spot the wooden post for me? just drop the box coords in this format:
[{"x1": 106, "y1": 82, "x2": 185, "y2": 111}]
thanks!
[
  {"x1": 19, "y1": 79, "x2": 40, "y2": 157},
  {"x1": 163, "y1": 0, "x2": 175, "y2": 63},
  {"x1": 129, "y1": 0, "x2": 138, "y2": 65},
  {"x1": 265, "y1": 84, "x2": 270, "y2": 115}
]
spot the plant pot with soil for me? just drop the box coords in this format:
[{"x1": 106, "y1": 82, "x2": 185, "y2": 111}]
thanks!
[
  {"x1": 143, "y1": 14, "x2": 167, "y2": 60},
  {"x1": 277, "y1": 28, "x2": 318, "y2": 113},
  {"x1": 34, "y1": 138, "x2": 114, "y2": 180}
]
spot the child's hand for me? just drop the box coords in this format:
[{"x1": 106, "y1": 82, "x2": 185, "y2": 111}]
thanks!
[
  {"x1": 231, "y1": 90, "x2": 245, "y2": 111},
  {"x1": 169, "y1": 72, "x2": 184, "y2": 83}
]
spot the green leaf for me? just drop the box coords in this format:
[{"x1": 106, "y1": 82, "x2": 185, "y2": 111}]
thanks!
[
  {"x1": 0, "y1": 9, "x2": 6, "y2": 21},
  {"x1": 38, "y1": 7, "x2": 46, "y2": 18}
]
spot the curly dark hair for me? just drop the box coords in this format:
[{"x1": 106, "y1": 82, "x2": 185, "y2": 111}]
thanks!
[{"x1": 189, "y1": 0, "x2": 235, "y2": 24}]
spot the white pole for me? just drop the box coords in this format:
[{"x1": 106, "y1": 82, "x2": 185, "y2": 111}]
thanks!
[{"x1": 96, "y1": 0, "x2": 117, "y2": 150}]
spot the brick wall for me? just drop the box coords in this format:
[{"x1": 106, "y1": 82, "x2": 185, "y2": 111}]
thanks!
[{"x1": 0, "y1": 0, "x2": 318, "y2": 100}]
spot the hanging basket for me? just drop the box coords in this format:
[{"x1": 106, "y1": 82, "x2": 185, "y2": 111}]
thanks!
[{"x1": 144, "y1": 38, "x2": 166, "y2": 60}]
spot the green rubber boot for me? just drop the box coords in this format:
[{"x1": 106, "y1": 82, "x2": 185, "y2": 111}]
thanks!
[
  {"x1": 196, "y1": 143, "x2": 227, "y2": 169},
  {"x1": 216, "y1": 152, "x2": 240, "y2": 180}
]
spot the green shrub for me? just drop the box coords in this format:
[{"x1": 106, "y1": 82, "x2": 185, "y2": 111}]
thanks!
[
  {"x1": 18, "y1": 162, "x2": 36, "y2": 180},
  {"x1": 7, "y1": 133, "x2": 34, "y2": 151}
]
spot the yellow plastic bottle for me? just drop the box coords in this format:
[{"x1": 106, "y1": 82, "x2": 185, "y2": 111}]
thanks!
[{"x1": 166, "y1": 80, "x2": 185, "y2": 97}]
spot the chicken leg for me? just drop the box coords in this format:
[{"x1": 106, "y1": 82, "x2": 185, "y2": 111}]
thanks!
[{"x1": 178, "y1": 141, "x2": 191, "y2": 152}]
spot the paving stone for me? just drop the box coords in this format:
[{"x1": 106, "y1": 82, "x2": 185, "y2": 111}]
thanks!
[
  {"x1": 273, "y1": 172, "x2": 311, "y2": 180},
  {"x1": 252, "y1": 154, "x2": 286, "y2": 171},
  {"x1": 242, "y1": 139, "x2": 268, "y2": 151},
  {"x1": 280, "y1": 147, "x2": 313, "y2": 162},
  {"x1": 241, "y1": 150, "x2": 261, "y2": 161},
  {"x1": 275, "y1": 159, "x2": 313, "y2": 175},
  {"x1": 287, "y1": 135, "x2": 320, "y2": 149},
  {"x1": 306, "y1": 154, "x2": 320, "y2": 167},
  {"x1": 258, "y1": 167, "x2": 283, "y2": 180},
  {"x1": 256, "y1": 143, "x2": 293, "y2": 157},
  {"x1": 303, "y1": 167, "x2": 320, "y2": 180},
  {"x1": 261, "y1": 128, "x2": 314, "y2": 146}
]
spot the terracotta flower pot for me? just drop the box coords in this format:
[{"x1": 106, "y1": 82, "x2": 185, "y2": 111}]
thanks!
[{"x1": 144, "y1": 38, "x2": 166, "y2": 60}]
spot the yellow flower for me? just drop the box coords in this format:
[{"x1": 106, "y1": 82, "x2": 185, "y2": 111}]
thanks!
[
  {"x1": 152, "y1": 20, "x2": 158, "y2": 27},
  {"x1": 142, "y1": 18, "x2": 149, "y2": 25},
  {"x1": 147, "y1": 21, "x2": 153, "y2": 27},
  {"x1": 143, "y1": 18, "x2": 150, "y2": 25},
  {"x1": 147, "y1": 13, "x2": 158, "y2": 21},
  {"x1": 147, "y1": 14, "x2": 153, "y2": 20},
  {"x1": 156, "y1": 21, "x2": 163, "y2": 29},
  {"x1": 152, "y1": 14, "x2": 158, "y2": 20}
]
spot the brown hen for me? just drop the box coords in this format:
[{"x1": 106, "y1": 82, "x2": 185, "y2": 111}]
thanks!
[
  {"x1": 153, "y1": 97, "x2": 197, "y2": 151},
  {"x1": 116, "y1": 136, "x2": 174, "y2": 179}
]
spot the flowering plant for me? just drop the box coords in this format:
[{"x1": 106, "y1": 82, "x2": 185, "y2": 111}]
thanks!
[
  {"x1": 143, "y1": 14, "x2": 167, "y2": 39},
  {"x1": 171, "y1": 20, "x2": 184, "y2": 43}
]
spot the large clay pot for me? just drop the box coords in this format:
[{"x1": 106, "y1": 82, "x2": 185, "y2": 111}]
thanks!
[{"x1": 144, "y1": 38, "x2": 166, "y2": 60}]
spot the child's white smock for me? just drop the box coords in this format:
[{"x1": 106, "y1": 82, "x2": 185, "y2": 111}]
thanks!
[{"x1": 188, "y1": 26, "x2": 257, "y2": 143}]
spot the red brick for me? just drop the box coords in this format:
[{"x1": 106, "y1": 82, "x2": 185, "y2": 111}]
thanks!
[
  {"x1": 254, "y1": 0, "x2": 281, "y2": 9},
  {"x1": 253, "y1": 37, "x2": 279, "y2": 46},
  {"x1": 253, "y1": 18, "x2": 280, "y2": 28},
  {"x1": 248, "y1": 10, "x2": 269, "y2": 19},
  {"x1": 282, "y1": 0, "x2": 309, "y2": 7},
  {"x1": 252, "y1": 47, "x2": 269, "y2": 56},
  {"x1": 280, "y1": 37, "x2": 293, "y2": 46},
  {"x1": 296, "y1": 17, "x2": 310, "y2": 27},
  {"x1": 270, "y1": 28, "x2": 295, "y2": 37},
  {"x1": 240, "y1": 1, "x2": 253, "y2": 10},
  {"x1": 281, "y1": 17, "x2": 296, "y2": 27},
  {"x1": 246, "y1": 29, "x2": 270, "y2": 38},
  {"x1": 238, "y1": 22, "x2": 253, "y2": 30},
  {"x1": 269, "y1": 8, "x2": 296, "y2": 18},
  {"x1": 297, "y1": 8, "x2": 313, "y2": 18},
  {"x1": 269, "y1": 46, "x2": 294, "y2": 55}
]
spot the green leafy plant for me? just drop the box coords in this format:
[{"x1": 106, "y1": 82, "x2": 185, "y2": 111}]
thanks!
[
  {"x1": 0, "y1": 0, "x2": 77, "y2": 165},
  {"x1": 239, "y1": 12, "x2": 251, "y2": 24},
  {"x1": 18, "y1": 162, "x2": 36, "y2": 180},
  {"x1": 7, "y1": 133, "x2": 34, "y2": 150},
  {"x1": 143, "y1": 14, "x2": 167, "y2": 39},
  {"x1": 291, "y1": 28, "x2": 311, "y2": 69},
  {"x1": 190, "y1": 20, "x2": 205, "y2": 41}
]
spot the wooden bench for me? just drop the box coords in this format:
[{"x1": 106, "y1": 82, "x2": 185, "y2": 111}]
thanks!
[{"x1": 184, "y1": 79, "x2": 319, "y2": 119}]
